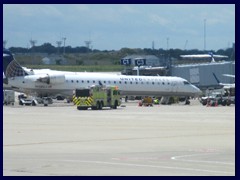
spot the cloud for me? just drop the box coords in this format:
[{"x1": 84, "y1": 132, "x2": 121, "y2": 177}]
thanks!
[
  {"x1": 3, "y1": 4, "x2": 235, "y2": 50},
  {"x1": 119, "y1": 4, "x2": 140, "y2": 14},
  {"x1": 149, "y1": 14, "x2": 171, "y2": 27},
  {"x1": 4, "y1": 4, "x2": 63, "y2": 18},
  {"x1": 73, "y1": 4, "x2": 90, "y2": 11}
]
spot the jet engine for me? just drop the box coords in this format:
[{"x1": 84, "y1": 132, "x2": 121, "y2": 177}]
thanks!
[{"x1": 37, "y1": 74, "x2": 66, "y2": 84}]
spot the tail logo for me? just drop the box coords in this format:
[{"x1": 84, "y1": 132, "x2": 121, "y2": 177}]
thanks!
[{"x1": 3, "y1": 49, "x2": 28, "y2": 78}]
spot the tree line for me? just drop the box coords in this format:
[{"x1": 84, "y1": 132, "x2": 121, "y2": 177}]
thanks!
[{"x1": 8, "y1": 42, "x2": 235, "y2": 60}]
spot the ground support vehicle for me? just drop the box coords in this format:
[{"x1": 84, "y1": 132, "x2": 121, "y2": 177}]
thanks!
[
  {"x1": 139, "y1": 96, "x2": 153, "y2": 107},
  {"x1": 18, "y1": 94, "x2": 53, "y2": 106},
  {"x1": 200, "y1": 93, "x2": 234, "y2": 106},
  {"x1": 3, "y1": 90, "x2": 15, "y2": 105},
  {"x1": 73, "y1": 85, "x2": 121, "y2": 110}
]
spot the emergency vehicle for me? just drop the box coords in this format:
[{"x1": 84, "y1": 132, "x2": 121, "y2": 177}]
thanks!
[{"x1": 73, "y1": 85, "x2": 121, "y2": 110}]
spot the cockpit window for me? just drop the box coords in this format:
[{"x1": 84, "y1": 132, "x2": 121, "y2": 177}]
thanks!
[{"x1": 183, "y1": 81, "x2": 190, "y2": 85}]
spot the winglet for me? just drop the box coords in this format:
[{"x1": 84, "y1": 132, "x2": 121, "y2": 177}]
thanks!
[{"x1": 208, "y1": 52, "x2": 215, "y2": 63}]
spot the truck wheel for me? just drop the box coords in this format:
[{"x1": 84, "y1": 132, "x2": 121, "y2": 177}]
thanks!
[
  {"x1": 19, "y1": 100, "x2": 23, "y2": 106},
  {"x1": 185, "y1": 99, "x2": 190, "y2": 105},
  {"x1": 113, "y1": 100, "x2": 118, "y2": 109},
  {"x1": 92, "y1": 106, "x2": 97, "y2": 110},
  {"x1": 32, "y1": 101, "x2": 36, "y2": 106},
  {"x1": 97, "y1": 101, "x2": 102, "y2": 110},
  {"x1": 221, "y1": 100, "x2": 226, "y2": 106},
  {"x1": 202, "y1": 100, "x2": 207, "y2": 106},
  {"x1": 227, "y1": 100, "x2": 231, "y2": 106},
  {"x1": 77, "y1": 106, "x2": 88, "y2": 110}
]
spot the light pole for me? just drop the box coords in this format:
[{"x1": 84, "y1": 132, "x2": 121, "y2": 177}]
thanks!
[
  {"x1": 29, "y1": 39, "x2": 37, "y2": 65},
  {"x1": 204, "y1": 19, "x2": 206, "y2": 51},
  {"x1": 62, "y1": 37, "x2": 66, "y2": 54},
  {"x1": 3, "y1": 40, "x2": 7, "y2": 49},
  {"x1": 166, "y1": 37, "x2": 169, "y2": 50},
  {"x1": 56, "y1": 41, "x2": 62, "y2": 55},
  {"x1": 85, "y1": 40, "x2": 92, "y2": 61}
]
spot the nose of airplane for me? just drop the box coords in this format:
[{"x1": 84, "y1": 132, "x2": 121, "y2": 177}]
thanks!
[{"x1": 192, "y1": 85, "x2": 202, "y2": 96}]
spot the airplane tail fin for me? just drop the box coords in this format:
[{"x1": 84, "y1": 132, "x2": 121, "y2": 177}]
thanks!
[
  {"x1": 208, "y1": 52, "x2": 215, "y2": 63},
  {"x1": 3, "y1": 49, "x2": 29, "y2": 78},
  {"x1": 212, "y1": 73, "x2": 220, "y2": 84}
]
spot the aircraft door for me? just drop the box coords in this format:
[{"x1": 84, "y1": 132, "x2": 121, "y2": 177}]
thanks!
[
  {"x1": 107, "y1": 89, "x2": 111, "y2": 105},
  {"x1": 171, "y1": 81, "x2": 178, "y2": 92}
]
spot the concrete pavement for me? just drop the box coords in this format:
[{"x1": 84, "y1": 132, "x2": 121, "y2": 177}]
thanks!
[{"x1": 3, "y1": 100, "x2": 235, "y2": 176}]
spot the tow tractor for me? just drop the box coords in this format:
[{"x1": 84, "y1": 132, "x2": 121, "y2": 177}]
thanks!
[
  {"x1": 3, "y1": 90, "x2": 15, "y2": 105},
  {"x1": 73, "y1": 85, "x2": 121, "y2": 110},
  {"x1": 139, "y1": 96, "x2": 153, "y2": 107},
  {"x1": 18, "y1": 94, "x2": 53, "y2": 106}
]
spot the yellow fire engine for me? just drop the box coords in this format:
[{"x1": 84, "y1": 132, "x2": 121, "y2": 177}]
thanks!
[{"x1": 73, "y1": 85, "x2": 121, "y2": 110}]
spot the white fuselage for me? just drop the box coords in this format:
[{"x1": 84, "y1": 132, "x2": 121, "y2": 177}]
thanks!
[{"x1": 7, "y1": 71, "x2": 201, "y2": 98}]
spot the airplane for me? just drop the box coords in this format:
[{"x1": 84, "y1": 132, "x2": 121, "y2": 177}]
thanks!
[
  {"x1": 180, "y1": 53, "x2": 228, "y2": 63},
  {"x1": 3, "y1": 49, "x2": 201, "y2": 105},
  {"x1": 212, "y1": 73, "x2": 235, "y2": 89},
  {"x1": 180, "y1": 54, "x2": 228, "y2": 59}
]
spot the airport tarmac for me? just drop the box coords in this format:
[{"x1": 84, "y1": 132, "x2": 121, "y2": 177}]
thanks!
[{"x1": 3, "y1": 100, "x2": 235, "y2": 176}]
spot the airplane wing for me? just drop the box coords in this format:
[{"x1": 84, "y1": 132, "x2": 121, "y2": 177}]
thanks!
[
  {"x1": 222, "y1": 74, "x2": 235, "y2": 78},
  {"x1": 180, "y1": 54, "x2": 228, "y2": 58},
  {"x1": 220, "y1": 84, "x2": 235, "y2": 89}
]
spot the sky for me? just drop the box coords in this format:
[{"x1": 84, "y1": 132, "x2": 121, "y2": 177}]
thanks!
[{"x1": 3, "y1": 4, "x2": 235, "y2": 51}]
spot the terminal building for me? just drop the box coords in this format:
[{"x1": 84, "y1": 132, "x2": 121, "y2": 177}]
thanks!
[
  {"x1": 171, "y1": 61, "x2": 235, "y2": 90},
  {"x1": 121, "y1": 55, "x2": 166, "y2": 75},
  {"x1": 120, "y1": 54, "x2": 235, "y2": 91},
  {"x1": 121, "y1": 55, "x2": 164, "y2": 67}
]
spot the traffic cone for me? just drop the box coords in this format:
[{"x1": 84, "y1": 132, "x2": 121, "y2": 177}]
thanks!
[{"x1": 138, "y1": 101, "x2": 142, "y2": 107}]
